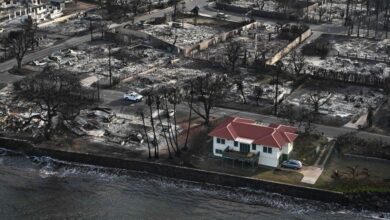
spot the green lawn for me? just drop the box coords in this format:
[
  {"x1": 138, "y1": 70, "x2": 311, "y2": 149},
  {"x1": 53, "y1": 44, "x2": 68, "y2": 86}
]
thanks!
[{"x1": 251, "y1": 168, "x2": 304, "y2": 185}]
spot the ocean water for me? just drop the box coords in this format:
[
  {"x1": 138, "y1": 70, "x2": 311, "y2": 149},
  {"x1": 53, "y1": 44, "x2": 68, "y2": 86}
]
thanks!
[{"x1": 0, "y1": 148, "x2": 387, "y2": 220}]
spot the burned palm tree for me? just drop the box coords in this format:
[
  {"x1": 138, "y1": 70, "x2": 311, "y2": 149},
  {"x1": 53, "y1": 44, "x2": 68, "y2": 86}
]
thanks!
[
  {"x1": 160, "y1": 87, "x2": 178, "y2": 156},
  {"x1": 167, "y1": 85, "x2": 183, "y2": 156},
  {"x1": 155, "y1": 87, "x2": 173, "y2": 159},
  {"x1": 140, "y1": 111, "x2": 152, "y2": 159},
  {"x1": 143, "y1": 88, "x2": 159, "y2": 159},
  {"x1": 183, "y1": 81, "x2": 194, "y2": 151}
]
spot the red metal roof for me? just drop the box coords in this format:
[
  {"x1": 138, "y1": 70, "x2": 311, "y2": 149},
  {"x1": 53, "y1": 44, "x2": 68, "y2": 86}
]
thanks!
[{"x1": 209, "y1": 117, "x2": 298, "y2": 148}]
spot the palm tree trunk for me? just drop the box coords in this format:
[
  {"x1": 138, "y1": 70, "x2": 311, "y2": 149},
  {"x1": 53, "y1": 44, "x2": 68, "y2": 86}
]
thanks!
[
  {"x1": 140, "y1": 113, "x2": 152, "y2": 159},
  {"x1": 164, "y1": 95, "x2": 178, "y2": 154},
  {"x1": 172, "y1": 102, "x2": 181, "y2": 156},
  {"x1": 148, "y1": 99, "x2": 159, "y2": 158},
  {"x1": 157, "y1": 100, "x2": 172, "y2": 159},
  {"x1": 183, "y1": 85, "x2": 194, "y2": 151}
]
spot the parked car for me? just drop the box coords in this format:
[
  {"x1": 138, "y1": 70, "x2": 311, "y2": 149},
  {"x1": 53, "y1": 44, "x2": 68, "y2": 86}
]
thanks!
[
  {"x1": 31, "y1": 60, "x2": 47, "y2": 66},
  {"x1": 281, "y1": 160, "x2": 303, "y2": 170},
  {"x1": 123, "y1": 91, "x2": 143, "y2": 102},
  {"x1": 216, "y1": 12, "x2": 229, "y2": 19}
]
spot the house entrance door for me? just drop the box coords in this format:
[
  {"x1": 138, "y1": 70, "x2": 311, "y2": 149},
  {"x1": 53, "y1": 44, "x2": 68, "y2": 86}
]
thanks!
[{"x1": 240, "y1": 143, "x2": 250, "y2": 153}]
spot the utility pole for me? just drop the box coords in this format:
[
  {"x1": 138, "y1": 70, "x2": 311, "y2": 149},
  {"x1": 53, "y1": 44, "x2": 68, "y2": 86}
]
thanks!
[
  {"x1": 89, "y1": 20, "x2": 93, "y2": 42},
  {"x1": 274, "y1": 63, "x2": 281, "y2": 116},
  {"x1": 386, "y1": 0, "x2": 389, "y2": 38},
  {"x1": 181, "y1": 1, "x2": 186, "y2": 28},
  {"x1": 108, "y1": 45, "x2": 112, "y2": 87},
  {"x1": 94, "y1": 69, "x2": 100, "y2": 101}
]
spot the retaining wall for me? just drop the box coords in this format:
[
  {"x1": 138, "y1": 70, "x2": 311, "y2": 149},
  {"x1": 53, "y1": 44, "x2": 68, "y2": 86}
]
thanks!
[
  {"x1": 266, "y1": 28, "x2": 312, "y2": 65},
  {"x1": 183, "y1": 21, "x2": 259, "y2": 57},
  {"x1": 215, "y1": 2, "x2": 297, "y2": 21},
  {"x1": 106, "y1": 28, "x2": 181, "y2": 54},
  {"x1": 0, "y1": 137, "x2": 348, "y2": 205}
]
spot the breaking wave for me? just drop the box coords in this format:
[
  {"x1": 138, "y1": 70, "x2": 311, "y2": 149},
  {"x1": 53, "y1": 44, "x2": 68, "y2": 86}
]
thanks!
[{"x1": 0, "y1": 148, "x2": 388, "y2": 219}]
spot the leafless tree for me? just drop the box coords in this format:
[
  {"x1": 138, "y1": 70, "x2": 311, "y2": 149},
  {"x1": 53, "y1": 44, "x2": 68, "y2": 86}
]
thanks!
[
  {"x1": 253, "y1": 86, "x2": 263, "y2": 106},
  {"x1": 225, "y1": 41, "x2": 244, "y2": 74},
  {"x1": 254, "y1": 0, "x2": 266, "y2": 10},
  {"x1": 8, "y1": 30, "x2": 29, "y2": 69},
  {"x1": 13, "y1": 67, "x2": 94, "y2": 140},
  {"x1": 296, "y1": 107, "x2": 316, "y2": 134},
  {"x1": 306, "y1": 90, "x2": 332, "y2": 114},
  {"x1": 275, "y1": 0, "x2": 290, "y2": 15},
  {"x1": 317, "y1": 6, "x2": 327, "y2": 22},
  {"x1": 21, "y1": 16, "x2": 38, "y2": 51},
  {"x1": 290, "y1": 50, "x2": 306, "y2": 75},
  {"x1": 131, "y1": 0, "x2": 144, "y2": 15},
  {"x1": 234, "y1": 71, "x2": 247, "y2": 104},
  {"x1": 278, "y1": 104, "x2": 296, "y2": 125},
  {"x1": 190, "y1": 73, "x2": 230, "y2": 125}
]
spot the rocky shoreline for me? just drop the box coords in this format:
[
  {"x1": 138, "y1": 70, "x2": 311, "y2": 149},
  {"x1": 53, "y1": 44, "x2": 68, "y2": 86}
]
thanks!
[
  {"x1": 346, "y1": 192, "x2": 390, "y2": 213},
  {"x1": 0, "y1": 136, "x2": 389, "y2": 214}
]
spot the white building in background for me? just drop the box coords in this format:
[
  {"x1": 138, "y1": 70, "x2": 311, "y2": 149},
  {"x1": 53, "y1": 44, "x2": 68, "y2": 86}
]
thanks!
[{"x1": 209, "y1": 117, "x2": 298, "y2": 168}]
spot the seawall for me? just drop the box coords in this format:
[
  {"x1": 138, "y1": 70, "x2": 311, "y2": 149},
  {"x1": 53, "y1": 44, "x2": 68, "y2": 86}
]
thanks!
[{"x1": 0, "y1": 137, "x2": 348, "y2": 205}]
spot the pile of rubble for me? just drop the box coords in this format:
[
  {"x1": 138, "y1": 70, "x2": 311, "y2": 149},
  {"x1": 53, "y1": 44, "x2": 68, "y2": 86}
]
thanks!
[
  {"x1": 332, "y1": 38, "x2": 390, "y2": 59},
  {"x1": 0, "y1": 86, "x2": 46, "y2": 137},
  {"x1": 31, "y1": 42, "x2": 172, "y2": 87},
  {"x1": 141, "y1": 22, "x2": 221, "y2": 48},
  {"x1": 66, "y1": 107, "x2": 178, "y2": 149},
  {"x1": 200, "y1": 23, "x2": 289, "y2": 65},
  {"x1": 43, "y1": 17, "x2": 90, "y2": 36},
  {"x1": 122, "y1": 65, "x2": 207, "y2": 92},
  {"x1": 224, "y1": 74, "x2": 293, "y2": 104},
  {"x1": 284, "y1": 83, "x2": 385, "y2": 118},
  {"x1": 229, "y1": 0, "x2": 278, "y2": 12}
]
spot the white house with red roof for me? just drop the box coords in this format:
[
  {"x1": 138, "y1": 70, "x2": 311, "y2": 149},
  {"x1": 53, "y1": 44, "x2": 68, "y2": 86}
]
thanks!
[{"x1": 208, "y1": 117, "x2": 298, "y2": 167}]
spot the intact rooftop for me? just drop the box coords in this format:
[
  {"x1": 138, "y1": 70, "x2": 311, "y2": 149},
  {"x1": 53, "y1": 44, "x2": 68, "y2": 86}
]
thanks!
[{"x1": 209, "y1": 117, "x2": 298, "y2": 148}]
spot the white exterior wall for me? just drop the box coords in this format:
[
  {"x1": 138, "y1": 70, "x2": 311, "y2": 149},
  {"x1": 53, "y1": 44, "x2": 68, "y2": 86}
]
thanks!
[
  {"x1": 281, "y1": 143, "x2": 293, "y2": 155},
  {"x1": 258, "y1": 145, "x2": 281, "y2": 167},
  {"x1": 212, "y1": 136, "x2": 283, "y2": 168},
  {"x1": 212, "y1": 137, "x2": 232, "y2": 157}
]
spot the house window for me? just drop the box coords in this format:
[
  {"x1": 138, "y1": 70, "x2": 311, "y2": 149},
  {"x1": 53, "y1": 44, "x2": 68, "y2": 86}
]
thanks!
[
  {"x1": 263, "y1": 147, "x2": 272, "y2": 154},
  {"x1": 234, "y1": 141, "x2": 238, "y2": 147},
  {"x1": 216, "y1": 149, "x2": 223, "y2": 154},
  {"x1": 252, "y1": 144, "x2": 256, "y2": 150},
  {"x1": 221, "y1": 139, "x2": 225, "y2": 144},
  {"x1": 216, "y1": 138, "x2": 221, "y2": 144}
]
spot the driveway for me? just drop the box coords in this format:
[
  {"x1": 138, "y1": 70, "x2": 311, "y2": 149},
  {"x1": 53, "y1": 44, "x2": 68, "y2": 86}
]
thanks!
[{"x1": 299, "y1": 166, "x2": 323, "y2": 185}]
